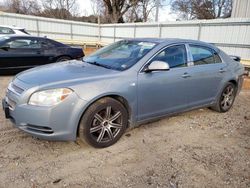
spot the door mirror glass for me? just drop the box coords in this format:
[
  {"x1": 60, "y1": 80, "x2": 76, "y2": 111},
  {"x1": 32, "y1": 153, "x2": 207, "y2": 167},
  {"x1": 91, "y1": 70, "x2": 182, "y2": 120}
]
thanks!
[{"x1": 145, "y1": 60, "x2": 170, "y2": 72}]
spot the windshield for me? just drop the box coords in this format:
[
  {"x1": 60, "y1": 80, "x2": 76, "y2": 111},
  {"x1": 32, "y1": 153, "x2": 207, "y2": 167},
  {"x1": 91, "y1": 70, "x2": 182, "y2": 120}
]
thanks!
[{"x1": 83, "y1": 40, "x2": 157, "y2": 71}]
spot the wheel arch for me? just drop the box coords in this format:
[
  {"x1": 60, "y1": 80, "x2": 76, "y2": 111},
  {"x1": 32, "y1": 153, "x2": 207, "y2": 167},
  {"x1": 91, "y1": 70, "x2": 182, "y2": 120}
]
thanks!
[
  {"x1": 228, "y1": 79, "x2": 237, "y2": 88},
  {"x1": 55, "y1": 55, "x2": 72, "y2": 62},
  {"x1": 76, "y1": 94, "x2": 132, "y2": 137}
]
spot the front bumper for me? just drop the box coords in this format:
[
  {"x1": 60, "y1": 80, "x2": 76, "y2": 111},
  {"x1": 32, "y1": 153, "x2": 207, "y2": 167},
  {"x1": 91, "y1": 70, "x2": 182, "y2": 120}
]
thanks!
[
  {"x1": 2, "y1": 92, "x2": 88, "y2": 141},
  {"x1": 2, "y1": 99, "x2": 10, "y2": 119}
]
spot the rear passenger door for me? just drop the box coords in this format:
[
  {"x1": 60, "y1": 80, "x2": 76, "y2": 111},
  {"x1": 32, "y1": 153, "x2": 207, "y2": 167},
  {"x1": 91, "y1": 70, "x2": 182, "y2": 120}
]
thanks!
[
  {"x1": 185, "y1": 44, "x2": 227, "y2": 107},
  {"x1": 39, "y1": 39, "x2": 58, "y2": 64}
]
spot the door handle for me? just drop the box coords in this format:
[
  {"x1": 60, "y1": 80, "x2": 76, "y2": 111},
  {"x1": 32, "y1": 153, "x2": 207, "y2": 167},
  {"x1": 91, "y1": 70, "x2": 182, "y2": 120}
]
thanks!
[
  {"x1": 219, "y1": 68, "x2": 226, "y2": 73},
  {"x1": 182, "y1": 72, "x2": 191, "y2": 78}
]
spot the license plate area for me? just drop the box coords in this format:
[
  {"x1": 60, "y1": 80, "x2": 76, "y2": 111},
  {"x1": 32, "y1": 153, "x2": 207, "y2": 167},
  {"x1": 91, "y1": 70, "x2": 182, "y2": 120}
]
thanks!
[
  {"x1": 2, "y1": 99, "x2": 11, "y2": 119},
  {"x1": 4, "y1": 106, "x2": 10, "y2": 119}
]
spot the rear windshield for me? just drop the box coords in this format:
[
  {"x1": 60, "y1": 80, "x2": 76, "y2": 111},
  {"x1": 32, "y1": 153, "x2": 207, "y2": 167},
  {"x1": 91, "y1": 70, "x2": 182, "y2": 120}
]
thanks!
[{"x1": 19, "y1": 29, "x2": 30, "y2": 35}]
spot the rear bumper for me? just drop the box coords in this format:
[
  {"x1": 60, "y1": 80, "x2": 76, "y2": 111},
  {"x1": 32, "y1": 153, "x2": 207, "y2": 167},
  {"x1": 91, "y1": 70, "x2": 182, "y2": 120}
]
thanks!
[{"x1": 237, "y1": 75, "x2": 244, "y2": 94}]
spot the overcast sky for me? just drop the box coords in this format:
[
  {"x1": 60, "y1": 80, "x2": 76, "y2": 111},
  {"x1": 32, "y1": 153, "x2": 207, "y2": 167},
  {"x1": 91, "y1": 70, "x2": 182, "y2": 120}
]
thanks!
[
  {"x1": 0, "y1": 0, "x2": 177, "y2": 22},
  {"x1": 78, "y1": 0, "x2": 176, "y2": 22}
]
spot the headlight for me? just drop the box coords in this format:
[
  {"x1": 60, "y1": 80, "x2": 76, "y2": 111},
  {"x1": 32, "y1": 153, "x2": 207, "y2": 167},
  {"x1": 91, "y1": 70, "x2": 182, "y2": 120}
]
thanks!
[{"x1": 28, "y1": 88, "x2": 73, "y2": 107}]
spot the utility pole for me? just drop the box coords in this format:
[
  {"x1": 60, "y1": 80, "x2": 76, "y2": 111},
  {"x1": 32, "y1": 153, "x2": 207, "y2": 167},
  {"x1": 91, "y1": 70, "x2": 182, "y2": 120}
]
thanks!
[{"x1": 155, "y1": 0, "x2": 160, "y2": 22}]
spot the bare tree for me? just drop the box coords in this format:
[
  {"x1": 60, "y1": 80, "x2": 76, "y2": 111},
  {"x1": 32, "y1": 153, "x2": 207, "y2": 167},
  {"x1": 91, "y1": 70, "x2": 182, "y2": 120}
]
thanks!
[
  {"x1": 171, "y1": 0, "x2": 233, "y2": 20},
  {"x1": 3, "y1": 0, "x2": 41, "y2": 15},
  {"x1": 124, "y1": 0, "x2": 170, "y2": 22},
  {"x1": 101, "y1": 0, "x2": 139, "y2": 23},
  {"x1": 41, "y1": 0, "x2": 79, "y2": 19}
]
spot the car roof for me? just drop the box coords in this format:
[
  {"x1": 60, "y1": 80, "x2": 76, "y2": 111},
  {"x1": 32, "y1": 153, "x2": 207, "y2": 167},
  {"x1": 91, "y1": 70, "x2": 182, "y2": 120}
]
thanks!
[
  {"x1": 128, "y1": 38, "x2": 218, "y2": 51},
  {"x1": 0, "y1": 34, "x2": 54, "y2": 41},
  {"x1": 0, "y1": 25, "x2": 25, "y2": 30},
  {"x1": 1, "y1": 34, "x2": 40, "y2": 38},
  {"x1": 0, "y1": 34, "x2": 67, "y2": 47}
]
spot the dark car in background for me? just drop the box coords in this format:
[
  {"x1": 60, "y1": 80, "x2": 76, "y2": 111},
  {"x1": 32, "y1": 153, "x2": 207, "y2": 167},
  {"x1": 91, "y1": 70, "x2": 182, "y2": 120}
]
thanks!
[{"x1": 0, "y1": 35, "x2": 84, "y2": 74}]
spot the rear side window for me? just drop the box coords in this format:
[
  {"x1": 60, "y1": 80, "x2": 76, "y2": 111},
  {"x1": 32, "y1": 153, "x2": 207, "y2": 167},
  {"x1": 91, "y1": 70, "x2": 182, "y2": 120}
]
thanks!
[
  {"x1": 41, "y1": 39, "x2": 56, "y2": 48},
  {"x1": 214, "y1": 53, "x2": 222, "y2": 63},
  {"x1": 189, "y1": 45, "x2": 222, "y2": 65},
  {"x1": 151, "y1": 45, "x2": 187, "y2": 68},
  {"x1": 0, "y1": 27, "x2": 14, "y2": 34}
]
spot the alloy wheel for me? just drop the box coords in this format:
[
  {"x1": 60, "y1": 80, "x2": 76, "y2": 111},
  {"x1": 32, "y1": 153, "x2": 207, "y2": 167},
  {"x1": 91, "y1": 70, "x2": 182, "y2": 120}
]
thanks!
[
  {"x1": 220, "y1": 84, "x2": 235, "y2": 111},
  {"x1": 90, "y1": 106, "x2": 123, "y2": 143}
]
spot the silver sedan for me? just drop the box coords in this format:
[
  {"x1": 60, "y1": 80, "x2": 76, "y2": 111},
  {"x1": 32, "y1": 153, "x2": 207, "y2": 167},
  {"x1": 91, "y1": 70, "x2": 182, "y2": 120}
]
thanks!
[{"x1": 2, "y1": 38, "x2": 244, "y2": 148}]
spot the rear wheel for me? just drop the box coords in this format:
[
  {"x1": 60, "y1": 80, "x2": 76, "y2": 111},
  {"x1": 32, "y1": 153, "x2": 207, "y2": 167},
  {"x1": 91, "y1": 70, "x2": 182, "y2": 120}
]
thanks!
[
  {"x1": 78, "y1": 97, "x2": 128, "y2": 148},
  {"x1": 211, "y1": 82, "x2": 236, "y2": 112},
  {"x1": 56, "y1": 56, "x2": 71, "y2": 62}
]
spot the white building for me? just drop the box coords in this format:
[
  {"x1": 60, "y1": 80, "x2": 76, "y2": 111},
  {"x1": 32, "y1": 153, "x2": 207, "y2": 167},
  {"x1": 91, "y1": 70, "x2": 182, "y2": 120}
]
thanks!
[{"x1": 232, "y1": 0, "x2": 250, "y2": 18}]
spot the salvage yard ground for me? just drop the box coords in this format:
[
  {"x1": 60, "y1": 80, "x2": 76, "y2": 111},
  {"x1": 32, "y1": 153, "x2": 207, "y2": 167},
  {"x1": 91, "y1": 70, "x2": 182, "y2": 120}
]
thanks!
[{"x1": 0, "y1": 76, "x2": 249, "y2": 188}]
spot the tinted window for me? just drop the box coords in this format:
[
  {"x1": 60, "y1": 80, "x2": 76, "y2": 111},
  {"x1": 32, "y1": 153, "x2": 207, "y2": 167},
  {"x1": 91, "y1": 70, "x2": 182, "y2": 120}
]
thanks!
[
  {"x1": 5, "y1": 38, "x2": 41, "y2": 49},
  {"x1": 150, "y1": 45, "x2": 187, "y2": 68},
  {"x1": 41, "y1": 39, "x2": 55, "y2": 48},
  {"x1": 190, "y1": 45, "x2": 221, "y2": 65},
  {"x1": 0, "y1": 27, "x2": 14, "y2": 34},
  {"x1": 19, "y1": 29, "x2": 30, "y2": 35}
]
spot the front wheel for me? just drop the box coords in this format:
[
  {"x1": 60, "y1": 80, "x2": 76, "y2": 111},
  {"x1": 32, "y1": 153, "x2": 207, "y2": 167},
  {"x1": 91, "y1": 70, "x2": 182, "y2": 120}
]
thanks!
[
  {"x1": 211, "y1": 82, "x2": 236, "y2": 113},
  {"x1": 78, "y1": 97, "x2": 128, "y2": 148}
]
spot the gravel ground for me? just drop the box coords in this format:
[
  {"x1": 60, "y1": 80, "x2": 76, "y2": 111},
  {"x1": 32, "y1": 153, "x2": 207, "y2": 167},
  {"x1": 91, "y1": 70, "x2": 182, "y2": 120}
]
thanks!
[{"x1": 0, "y1": 76, "x2": 249, "y2": 188}]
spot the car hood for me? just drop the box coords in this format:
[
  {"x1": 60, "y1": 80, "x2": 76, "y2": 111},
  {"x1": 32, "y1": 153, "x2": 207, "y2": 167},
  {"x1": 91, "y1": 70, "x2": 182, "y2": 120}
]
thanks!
[{"x1": 16, "y1": 60, "x2": 119, "y2": 86}]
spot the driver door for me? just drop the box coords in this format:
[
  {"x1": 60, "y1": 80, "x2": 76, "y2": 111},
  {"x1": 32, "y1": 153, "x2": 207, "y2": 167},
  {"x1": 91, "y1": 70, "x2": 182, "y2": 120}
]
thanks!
[{"x1": 137, "y1": 44, "x2": 190, "y2": 121}]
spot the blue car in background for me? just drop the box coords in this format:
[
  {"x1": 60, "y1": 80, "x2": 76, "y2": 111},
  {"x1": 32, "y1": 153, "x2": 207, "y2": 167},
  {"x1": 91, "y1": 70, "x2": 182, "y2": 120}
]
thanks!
[{"x1": 2, "y1": 38, "x2": 244, "y2": 148}]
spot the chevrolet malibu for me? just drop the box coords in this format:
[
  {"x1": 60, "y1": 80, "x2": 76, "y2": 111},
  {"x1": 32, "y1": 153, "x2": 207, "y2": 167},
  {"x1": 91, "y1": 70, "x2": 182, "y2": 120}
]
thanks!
[{"x1": 2, "y1": 38, "x2": 244, "y2": 148}]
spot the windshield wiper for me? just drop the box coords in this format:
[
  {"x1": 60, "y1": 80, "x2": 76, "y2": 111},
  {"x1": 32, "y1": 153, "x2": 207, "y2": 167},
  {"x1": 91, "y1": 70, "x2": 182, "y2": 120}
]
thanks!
[{"x1": 83, "y1": 60, "x2": 113, "y2": 70}]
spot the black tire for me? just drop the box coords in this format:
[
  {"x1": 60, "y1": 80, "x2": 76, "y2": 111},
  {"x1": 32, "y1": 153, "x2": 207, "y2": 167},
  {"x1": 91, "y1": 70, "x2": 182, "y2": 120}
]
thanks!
[
  {"x1": 56, "y1": 56, "x2": 71, "y2": 62},
  {"x1": 211, "y1": 82, "x2": 236, "y2": 113},
  {"x1": 78, "y1": 97, "x2": 128, "y2": 148}
]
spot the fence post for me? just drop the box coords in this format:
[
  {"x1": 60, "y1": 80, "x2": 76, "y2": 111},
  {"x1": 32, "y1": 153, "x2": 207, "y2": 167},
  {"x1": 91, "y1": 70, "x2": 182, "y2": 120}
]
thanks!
[
  {"x1": 134, "y1": 24, "x2": 137, "y2": 38},
  {"x1": 197, "y1": 22, "x2": 202, "y2": 40},
  {"x1": 158, "y1": 23, "x2": 162, "y2": 38},
  {"x1": 70, "y1": 23, "x2": 73, "y2": 40},
  {"x1": 36, "y1": 19, "x2": 40, "y2": 37},
  {"x1": 98, "y1": 22, "x2": 101, "y2": 44},
  {"x1": 114, "y1": 25, "x2": 116, "y2": 42}
]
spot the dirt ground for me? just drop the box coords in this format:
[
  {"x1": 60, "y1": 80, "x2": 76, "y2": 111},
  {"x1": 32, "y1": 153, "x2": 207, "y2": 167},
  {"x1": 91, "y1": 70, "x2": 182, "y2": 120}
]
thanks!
[{"x1": 0, "y1": 76, "x2": 249, "y2": 188}]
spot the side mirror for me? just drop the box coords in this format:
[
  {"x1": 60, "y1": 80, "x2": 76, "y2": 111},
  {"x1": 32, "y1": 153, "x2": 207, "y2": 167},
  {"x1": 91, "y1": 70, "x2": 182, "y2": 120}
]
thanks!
[{"x1": 145, "y1": 61, "x2": 170, "y2": 73}]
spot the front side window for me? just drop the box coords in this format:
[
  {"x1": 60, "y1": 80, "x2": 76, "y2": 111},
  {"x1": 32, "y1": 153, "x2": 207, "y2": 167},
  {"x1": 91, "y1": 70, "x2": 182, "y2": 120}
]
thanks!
[
  {"x1": 150, "y1": 45, "x2": 187, "y2": 68},
  {"x1": 189, "y1": 45, "x2": 221, "y2": 65},
  {"x1": 83, "y1": 40, "x2": 157, "y2": 71},
  {"x1": 4, "y1": 38, "x2": 41, "y2": 49}
]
